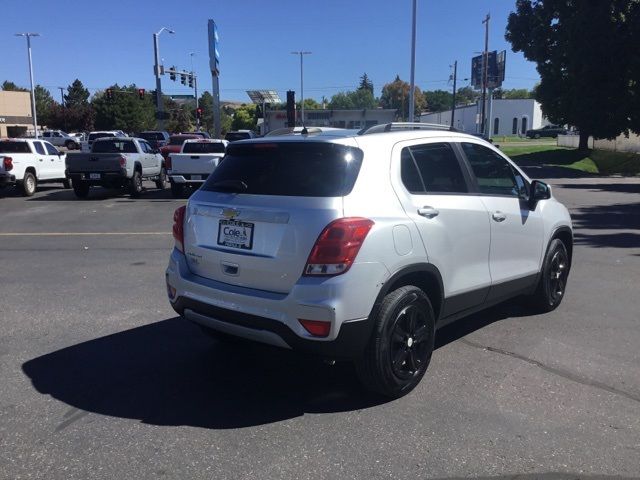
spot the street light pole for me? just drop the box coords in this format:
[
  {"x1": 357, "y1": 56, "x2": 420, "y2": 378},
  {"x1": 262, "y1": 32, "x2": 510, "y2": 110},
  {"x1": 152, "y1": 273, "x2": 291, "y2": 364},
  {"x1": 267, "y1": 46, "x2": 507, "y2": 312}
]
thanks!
[
  {"x1": 291, "y1": 51, "x2": 311, "y2": 126},
  {"x1": 15, "y1": 33, "x2": 40, "y2": 138},
  {"x1": 190, "y1": 52, "x2": 199, "y2": 130},
  {"x1": 408, "y1": 0, "x2": 417, "y2": 122},
  {"x1": 153, "y1": 27, "x2": 174, "y2": 130}
]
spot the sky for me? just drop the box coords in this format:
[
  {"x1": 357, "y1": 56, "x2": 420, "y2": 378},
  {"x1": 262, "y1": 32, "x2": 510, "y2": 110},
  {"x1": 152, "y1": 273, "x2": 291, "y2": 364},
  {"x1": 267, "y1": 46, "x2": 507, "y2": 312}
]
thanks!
[{"x1": 2, "y1": 0, "x2": 540, "y2": 104}]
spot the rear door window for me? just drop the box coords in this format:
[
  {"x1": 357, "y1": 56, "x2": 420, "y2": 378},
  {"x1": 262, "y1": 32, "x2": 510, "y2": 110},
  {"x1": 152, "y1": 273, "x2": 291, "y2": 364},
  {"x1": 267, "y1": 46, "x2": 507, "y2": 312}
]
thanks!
[
  {"x1": 0, "y1": 142, "x2": 32, "y2": 153},
  {"x1": 33, "y1": 142, "x2": 46, "y2": 155},
  {"x1": 202, "y1": 142, "x2": 363, "y2": 197},
  {"x1": 400, "y1": 143, "x2": 469, "y2": 194}
]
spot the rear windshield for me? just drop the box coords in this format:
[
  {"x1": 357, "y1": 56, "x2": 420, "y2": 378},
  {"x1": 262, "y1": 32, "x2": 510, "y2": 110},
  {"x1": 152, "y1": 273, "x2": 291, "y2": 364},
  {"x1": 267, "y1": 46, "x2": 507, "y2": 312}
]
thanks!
[
  {"x1": 202, "y1": 142, "x2": 363, "y2": 197},
  {"x1": 89, "y1": 133, "x2": 116, "y2": 142},
  {"x1": 225, "y1": 132, "x2": 251, "y2": 142},
  {"x1": 183, "y1": 142, "x2": 226, "y2": 154},
  {"x1": 169, "y1": 136, "x2": 193, "y2": 146},
  {"x1": 139, "y1": 132, "x2": 166, "y2": 141},
  {"x1": 92, "y1": 139, "x2": 138, "y2": 153},
  {"x1": 0, "y1": 141, "x2": 32, "y2": 154}
]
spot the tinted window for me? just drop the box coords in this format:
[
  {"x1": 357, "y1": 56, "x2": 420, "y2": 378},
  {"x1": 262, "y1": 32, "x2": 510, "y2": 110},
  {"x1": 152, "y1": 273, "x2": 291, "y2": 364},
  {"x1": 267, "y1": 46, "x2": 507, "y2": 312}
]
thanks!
[
  {"x1": 92, "y1": 140, "x2": 138, "y2": 154},
  {"x1": 139, "y1": 132, "x2": 166, "y2": 141},
  {"x1": 461, "y1": 143, "x2": 518, "y2": 196},
  {"x1": 44, "y1": 142, "x2": 59, "y2": 155},
  {"x1": 202, "y1": 142, "x2": 363, "y2": 197},
  {"x1": 0, "y1": 142, "x2": 31, "y2": 154},
  {"x1": 183, "y1": 142, "x2": 226, "y2": 154},
  {"x1": 225, "y1": 132, "x2": 251, "y2": 142},
  {"x1": 33, "y1": 142, "x2": 46, "y2": 155},
  {"x1": 401, "y1": 143, "x2": 468, "y2": 194},
  {"x1": 168, "y1": 136, "x2": 193, "y2": 146},
  {"x1": 138, "y1": 142, "x2": 149, "y2": 153}
]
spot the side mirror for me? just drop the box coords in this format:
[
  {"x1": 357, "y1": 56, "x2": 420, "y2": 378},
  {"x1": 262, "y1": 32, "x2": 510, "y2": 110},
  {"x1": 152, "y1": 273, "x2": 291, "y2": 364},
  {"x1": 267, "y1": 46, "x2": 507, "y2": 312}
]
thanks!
[{"x1": 528, "y1": 180, "x2": 551, "y2": 209}]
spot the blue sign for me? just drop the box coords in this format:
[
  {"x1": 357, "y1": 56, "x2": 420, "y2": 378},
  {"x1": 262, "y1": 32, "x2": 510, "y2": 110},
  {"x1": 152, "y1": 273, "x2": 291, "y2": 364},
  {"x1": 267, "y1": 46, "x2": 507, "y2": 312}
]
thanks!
[{"x1": 208, "y1": 19, "x2": 220, "y2": 75}]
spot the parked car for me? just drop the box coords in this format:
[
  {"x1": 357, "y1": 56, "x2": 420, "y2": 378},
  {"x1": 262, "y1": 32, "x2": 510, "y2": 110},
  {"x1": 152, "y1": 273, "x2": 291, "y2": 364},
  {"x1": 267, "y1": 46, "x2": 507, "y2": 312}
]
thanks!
[
  {"x1": 81, "y1": 131, "x2": 128, "y2": 152},
  {"x1": 138, "y1": 131, "x2": 170, "y2": 150},
  {"x1": 0, "y1": 138, "x2": 70, "y2": 196},
  {"x1": 41, "y1": 130, "x2": 80, "y2": 150},
  {"x1": 525, "y1": 125, "x2": 568, "y2": 139},
  {"x1": 66, "y1": 137, "x2": 166, "y2": 198},
  {"x1": 165, "y1": 123, "x2": 573, "y2": 398},
  {"x1": 160, "y1": 134, "x2": 202, "y2": 162},
  {"x1": 224, "y1": 130, "x2": 259, "y2": 142},
  {"x1": 264, "y1": 127, "x2": 341, "y2": 137},
  {"x1": 168, "y1": 138, "x2": 228, "y2": 197},
  {"x1": 180, "y1": 131, "x2": 211, "y2": 139}
]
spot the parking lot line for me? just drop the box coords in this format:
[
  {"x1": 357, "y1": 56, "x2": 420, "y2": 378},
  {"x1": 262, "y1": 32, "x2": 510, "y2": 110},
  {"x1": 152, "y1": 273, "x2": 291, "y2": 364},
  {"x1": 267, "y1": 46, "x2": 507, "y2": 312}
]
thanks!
[{"x1": 0, "y1": 232, "x2": 171, "y2": 236}]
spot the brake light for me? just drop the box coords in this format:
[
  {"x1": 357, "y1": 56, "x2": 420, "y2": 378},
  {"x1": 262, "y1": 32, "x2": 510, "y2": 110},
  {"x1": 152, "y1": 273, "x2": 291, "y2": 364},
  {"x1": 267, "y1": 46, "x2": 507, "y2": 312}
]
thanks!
[
  {"x1": 173, "y1": 206, "x2": 186, "y2": 253},
  {"x1": 303, "y1": 217, "x2": 374, "y2": 276},
  {"x1": 119, "y1": 156, "x2": 126, "y2": 168},
  {"x1": 165, "y1": 154, "x2": 172, "y2": 170},
  {"x1": 3, "y1": 156, "x2": 13, "y2": 171},
  {"x1": 298, "y1": 319, "x2": 331, "y2": 337}
]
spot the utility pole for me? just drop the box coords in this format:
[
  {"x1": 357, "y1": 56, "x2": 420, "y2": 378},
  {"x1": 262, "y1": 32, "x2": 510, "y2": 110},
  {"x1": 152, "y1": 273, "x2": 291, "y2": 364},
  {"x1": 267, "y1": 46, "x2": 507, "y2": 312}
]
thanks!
[
  {"x1": 58, "y1": 87, "x2": 65, "y2": 106},
  {"x1": 480, "y1": 13, "x2": 490, "y2": 136},
  {"x1": 15, "y1": 33, "x2": 40, "y2": 138},
  {"x1": 153, "y1": 27, "x2": 174, "y2": 130},
  {"x1": 408, "y1": 0, "x2": 417, "y2": 122},
  {"x1": 291, "y1": 51, "x2": 311, "y2": 126},
  {"x1": 451, "y1": 60, "x2": 457, "y2": 129}
]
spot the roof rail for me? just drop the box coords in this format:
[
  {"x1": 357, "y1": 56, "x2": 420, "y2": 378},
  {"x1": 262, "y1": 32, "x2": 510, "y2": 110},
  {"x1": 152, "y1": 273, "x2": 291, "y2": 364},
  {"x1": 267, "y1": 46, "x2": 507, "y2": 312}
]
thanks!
[{"x1": 358, "y1": 122, "x2": 457, "y2": 135}]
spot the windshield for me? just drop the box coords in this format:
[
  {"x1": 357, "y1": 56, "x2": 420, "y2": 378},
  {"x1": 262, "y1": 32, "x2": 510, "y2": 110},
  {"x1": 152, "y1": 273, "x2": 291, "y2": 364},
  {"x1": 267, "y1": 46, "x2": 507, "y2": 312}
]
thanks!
[
  {"x1": 0, "y1": 141, "x2": 32, "y2": 154},
  {"x1": 202, "y1": 142, "x2": 363, "y2": 197},
  {"x1": 92, "y1": 139, "x2": 138, "y2": 154},
  {"x1": 169, "y1": 136, "x2": 193, "y2": 146},
  {"x1": 139, "y1": 132, "x2": 166, "y2": 141},
  {"x1": 182, "y1": 142, "x2": 226, "y2": 154}
]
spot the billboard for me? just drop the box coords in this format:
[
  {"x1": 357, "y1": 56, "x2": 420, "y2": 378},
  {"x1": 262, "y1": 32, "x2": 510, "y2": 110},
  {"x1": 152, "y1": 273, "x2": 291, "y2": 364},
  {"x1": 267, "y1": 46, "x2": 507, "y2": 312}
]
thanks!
[
  {"x1": 471, "y1": 50, "x2": 506, "y2": 89},
  {"x1": 208, "y1": 19, "x2": 220, "y2": 75}
]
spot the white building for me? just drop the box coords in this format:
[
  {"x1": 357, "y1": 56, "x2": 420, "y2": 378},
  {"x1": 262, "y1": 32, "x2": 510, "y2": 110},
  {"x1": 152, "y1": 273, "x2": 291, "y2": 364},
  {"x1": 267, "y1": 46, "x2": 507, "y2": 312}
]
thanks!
[
  {"x1": 264, "y1": 108, "x2": 397, "y2": 134},
  {"x1": 420, "y1": 98, "x2": 549, "y2": 136}
]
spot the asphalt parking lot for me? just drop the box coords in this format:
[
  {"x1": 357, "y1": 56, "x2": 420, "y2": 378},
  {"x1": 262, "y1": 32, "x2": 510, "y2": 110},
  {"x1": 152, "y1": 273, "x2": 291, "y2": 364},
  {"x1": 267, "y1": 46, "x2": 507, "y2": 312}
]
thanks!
[{"x1": 1, "y1": 174, "x2": 639, "y2": 480}]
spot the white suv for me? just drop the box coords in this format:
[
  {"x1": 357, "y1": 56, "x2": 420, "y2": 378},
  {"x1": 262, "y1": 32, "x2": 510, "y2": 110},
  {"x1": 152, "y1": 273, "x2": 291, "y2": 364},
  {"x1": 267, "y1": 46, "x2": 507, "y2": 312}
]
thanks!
[{"x1": 165, "y1": 123, "x2": 573, "y2": 398}]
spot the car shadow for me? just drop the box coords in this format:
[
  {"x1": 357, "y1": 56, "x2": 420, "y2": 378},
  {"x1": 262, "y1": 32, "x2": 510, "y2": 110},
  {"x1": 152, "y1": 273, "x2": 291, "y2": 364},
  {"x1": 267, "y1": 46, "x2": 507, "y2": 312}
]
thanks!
[
  {"x1": 25, "y1": 184, "x2": 178, "y2": 202},
  {"x1": 22, "y1": 301, "x2": 535, "y2": 430},
  {"x1": 558, "y1": 182, "x2": 640, "y2": 195}
]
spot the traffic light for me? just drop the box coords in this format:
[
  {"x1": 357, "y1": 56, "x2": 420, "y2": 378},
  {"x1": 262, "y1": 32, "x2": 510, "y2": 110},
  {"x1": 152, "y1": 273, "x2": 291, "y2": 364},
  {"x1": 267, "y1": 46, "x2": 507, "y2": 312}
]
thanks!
[
  {"x1": 188, "y1": 75, "x2": 194, "y2": 88},
  {"x1": 169, "y1": 67, "x2": 176, "y2": 81},
  {"x1": 106, "y1": 88, "x2": 114, "y2": 100},
  {"x1": 180, "y1": 73, "x2": 187, "y2": 85},
  {"x1": 138, "y1": 88, "x2": 145, "y2": 100},
  {"x1": 151, "y1": 90, "x2": 158, "y2": 104},
  {"x1": 195, "y1": 107, "x2": 203, "y2": 119},
  {"x1": 286, "y1": 90, "x2": 296, "y2": 127}
]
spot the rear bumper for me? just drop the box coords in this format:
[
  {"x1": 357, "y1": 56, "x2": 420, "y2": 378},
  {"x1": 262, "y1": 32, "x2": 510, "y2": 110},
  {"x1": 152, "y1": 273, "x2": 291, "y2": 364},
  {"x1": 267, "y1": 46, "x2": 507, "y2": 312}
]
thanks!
[
  {"x1": 165, "y1": 249, "x2": 388, "y2": 359},
  {"x1": 169, "y1": 174, "x2": 208, "y2": 184},
  {"x1": 0, "y1": 173, "x2": 16, "y2": 187},
  {"x1": 67, "y1": 170, "x2": 128, "y2": 185}
]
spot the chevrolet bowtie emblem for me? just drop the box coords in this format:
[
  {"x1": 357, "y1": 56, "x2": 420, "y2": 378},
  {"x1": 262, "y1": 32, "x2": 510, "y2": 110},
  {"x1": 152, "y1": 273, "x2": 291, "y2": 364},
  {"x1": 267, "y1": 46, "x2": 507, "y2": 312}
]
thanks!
[{"x1": 222, "y1": 208, "x2": 239, "y2": 219}]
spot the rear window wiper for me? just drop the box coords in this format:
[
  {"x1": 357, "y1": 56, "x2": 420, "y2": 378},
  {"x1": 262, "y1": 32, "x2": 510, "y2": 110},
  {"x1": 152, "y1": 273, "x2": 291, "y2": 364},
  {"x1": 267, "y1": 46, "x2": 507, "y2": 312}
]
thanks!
[{"x1": 211, "y1": 179, "x2": 248, "y2": 192}]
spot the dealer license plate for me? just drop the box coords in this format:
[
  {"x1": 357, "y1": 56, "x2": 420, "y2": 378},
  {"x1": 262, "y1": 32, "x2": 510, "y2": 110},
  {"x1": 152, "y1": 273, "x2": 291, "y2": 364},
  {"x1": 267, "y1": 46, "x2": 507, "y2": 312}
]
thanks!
[
  {"x1": 217, "y1": 220, "x2": 254, "y2": 250},
  {"x1": 89, "y1": 173, "x2": 101, "y2": 180}
]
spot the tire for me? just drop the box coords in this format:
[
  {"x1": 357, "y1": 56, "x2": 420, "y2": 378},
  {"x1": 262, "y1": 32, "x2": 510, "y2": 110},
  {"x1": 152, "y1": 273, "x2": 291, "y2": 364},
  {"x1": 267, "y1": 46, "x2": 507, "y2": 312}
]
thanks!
[
  {"x1": 528, "y1": 239, "x2": 570, "y2": 313},
  {"x1": 20, "y1": 171, "x2": 37, "y2": 197},
  {"x1": 62, "y1": 178, "x2": 72, "y2": 189},
  {"x1": 129, "y1": 169, "x2": 143, "y2": 198},
  {"x1": 356, "y1": 285, "x2": 435, "y2": 398},
  {"x1": 170, "y1": 181, "x2": 184, "y2": 198},
  {"x1": 534, "y1": 133, "x2": 541, "y2": 139},
  {"x1": 72, "y1": 180, "x2": 90, "y2": 198},
  {"x1": 155, "y1": 166, "x2": 167, "y2": 190},
  {"x1": 65, "y1": 140, "x2": 76, "y2": 150}
]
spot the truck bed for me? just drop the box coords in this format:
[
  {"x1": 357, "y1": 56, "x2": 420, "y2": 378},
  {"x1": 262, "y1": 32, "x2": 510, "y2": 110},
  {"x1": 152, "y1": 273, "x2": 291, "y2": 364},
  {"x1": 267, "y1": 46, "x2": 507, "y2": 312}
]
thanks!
[{"x1": 169, "y1": 153, "x2": 223, "y2": 177}]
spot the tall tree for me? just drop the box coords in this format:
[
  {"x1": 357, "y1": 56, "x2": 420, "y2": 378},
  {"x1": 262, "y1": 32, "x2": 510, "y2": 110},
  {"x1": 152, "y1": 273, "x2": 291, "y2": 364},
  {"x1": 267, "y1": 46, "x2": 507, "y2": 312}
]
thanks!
[
  {"x1": 231, "y1": 104, "x2": 257, "y2": 131},
  {"x1": 423, "y1": 89, "x2": 453, "y2": 112},
  {"x1": 455, "y1": 86, "x2": 480, "y2": 105},
  {"x1": 506, "y1": 0, "x2": 638, "y2": 149},
  {"x1": 328, "y1": 90, "x2": 377, "y2": 110},
  {"x1": 380, "y1": 75, "x2": 425, "y2": 119},
  {"x1": 359, "y1": 73, "x2": 374, "y2": 94},
  {"x1": 34, "y1": 85, "x2": 56, "y2": 127},
  {"x1": 64, "y1": 79, "x2": 90, "y2": 108},
  {"x1": 1, "y1": 81, "x2": 28, "y2": 91},
  {"x1": 92, "y1": 84, "x2": 156, "y2": 133}
]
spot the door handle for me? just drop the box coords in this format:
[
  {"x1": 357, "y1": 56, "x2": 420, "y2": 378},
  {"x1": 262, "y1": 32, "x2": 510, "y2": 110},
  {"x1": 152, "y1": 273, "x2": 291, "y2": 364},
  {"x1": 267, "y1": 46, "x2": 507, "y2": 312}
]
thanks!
[
  {"x1": 492, "y1": 211, "x2": 507, "y2": 222},
  {"x1": 418, "y1": 206, "x2": 439, "y2": 218},
  {"x1": 39, "y1": 159, "x2": 43, "y2": 162}
]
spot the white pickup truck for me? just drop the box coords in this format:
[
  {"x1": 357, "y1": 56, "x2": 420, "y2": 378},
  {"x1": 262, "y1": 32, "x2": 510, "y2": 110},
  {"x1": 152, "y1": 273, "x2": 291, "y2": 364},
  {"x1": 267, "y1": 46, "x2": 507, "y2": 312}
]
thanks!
[
  {"x1": 168, "y1": 138, "x2": 228, "y2": 197},
  {"x1": 0, "y1": 138, "x2": 70, "y2": 196},
  {"x1": 65, "y1": 137, "x2": 166, "y2": 198}
]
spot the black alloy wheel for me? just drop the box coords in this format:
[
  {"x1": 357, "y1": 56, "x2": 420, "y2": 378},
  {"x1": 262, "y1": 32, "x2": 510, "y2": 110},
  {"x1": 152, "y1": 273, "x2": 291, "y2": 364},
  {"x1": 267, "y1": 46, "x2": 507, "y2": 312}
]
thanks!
[
  {"x1": 389, "y1": 304, "x2": 432, "y2": 380},
  {"x1": 547, "y1": 247, "x2": 569, "y2": 305},
  {"x1": 528, "y1": 238, "x2": 570, "y2": 313}
]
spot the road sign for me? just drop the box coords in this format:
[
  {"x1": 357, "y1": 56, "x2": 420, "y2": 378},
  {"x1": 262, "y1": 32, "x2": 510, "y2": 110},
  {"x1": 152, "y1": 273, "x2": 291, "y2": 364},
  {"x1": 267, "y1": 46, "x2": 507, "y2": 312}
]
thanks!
[{"x1": 471, "y1": 50, "x2": 506, "y2": 89}]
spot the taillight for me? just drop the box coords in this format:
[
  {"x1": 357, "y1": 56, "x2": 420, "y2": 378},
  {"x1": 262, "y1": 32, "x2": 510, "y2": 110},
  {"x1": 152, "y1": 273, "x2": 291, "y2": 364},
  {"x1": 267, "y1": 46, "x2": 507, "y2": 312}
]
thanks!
[
  {"x1": 165, "y1": 154, "x2": 172, "y2": 170},
  {"x1": 173, "y1": 206, "x2": 186, "y2": 253},
  {"x1": 119, "y1": 156, "x2": 126, "y2": 168},
  {"x1": 303, "y1": 217, "x2": 374, "y2": 276},
  {"x1": 3, "y1": 156, "x2": 13, "y2": 171}
]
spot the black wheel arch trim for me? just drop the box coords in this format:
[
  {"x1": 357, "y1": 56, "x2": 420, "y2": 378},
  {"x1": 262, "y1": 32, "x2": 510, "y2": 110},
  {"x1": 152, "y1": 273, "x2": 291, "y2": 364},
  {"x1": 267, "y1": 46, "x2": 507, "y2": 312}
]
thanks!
[{"x1": 550, "y1": 225, "x2": 573, "y2": 267}]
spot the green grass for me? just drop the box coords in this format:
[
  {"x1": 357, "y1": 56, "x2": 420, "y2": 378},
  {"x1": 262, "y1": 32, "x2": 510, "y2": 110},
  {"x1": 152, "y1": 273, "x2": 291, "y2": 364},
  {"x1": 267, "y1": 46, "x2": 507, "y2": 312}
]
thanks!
[
  {"x1": 500, "y1": 145, "x2": 640, "y2": 175},
  {"x1": 492, "y1": 136, "x2": 555, "y2": 144}
]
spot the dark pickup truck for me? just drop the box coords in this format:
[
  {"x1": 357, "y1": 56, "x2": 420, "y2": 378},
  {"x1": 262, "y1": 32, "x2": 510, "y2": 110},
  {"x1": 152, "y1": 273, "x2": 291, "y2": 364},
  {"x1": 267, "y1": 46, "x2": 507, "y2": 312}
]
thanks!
[{"x1": 65, "y1": 137, "x2": 167, "y2": 198}]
